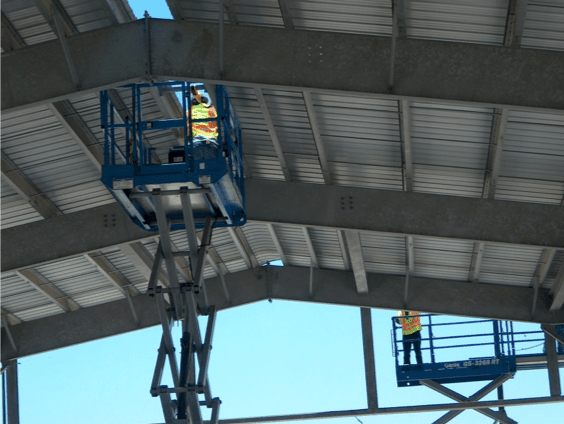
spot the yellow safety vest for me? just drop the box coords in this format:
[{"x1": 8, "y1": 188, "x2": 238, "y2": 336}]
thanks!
[
  {"x1": 398, "y1": 311, "x2": 422, "y2": 336},
  {"x1": 191, "y1": 104, "x2": 218, "y2": 138}
]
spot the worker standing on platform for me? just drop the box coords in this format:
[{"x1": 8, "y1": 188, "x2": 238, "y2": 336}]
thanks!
[
  {"x1": 398, "y1": 310, "x2": 423, "y2": 368},
  {"x1": 190, "y1": 86, "x2": 218, "y2": 143}
]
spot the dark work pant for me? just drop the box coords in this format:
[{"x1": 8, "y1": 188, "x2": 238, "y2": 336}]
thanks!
[{"x1": 403, "y1": 331, "x2": 422, "y2": 365}]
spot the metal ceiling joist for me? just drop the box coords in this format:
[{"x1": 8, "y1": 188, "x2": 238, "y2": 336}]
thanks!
[
  {"x1": 266, "y1": 224, "x2": 288, "y2": 266},
  {"x1": 221, "y1": 0, "x2": 239, "y2": 25},
  {"x1": 337, "y1": 230, "x2": 351, "y2": 271},
  {"x1": 398, "y1": 100, "x2": 413, "y2": 192},
  {"x1": 483, "y1": 108, "x2": 510, "y2": 200},
  {"x1": 4, "y1": 266, "x2": 564, "y2": 361},
  {"x1": 254, "y1": 87, "x2": 291, "y2": 181},
  {"x1": 85, "y1": 252, "x2": 140, "y2": 297},
  {"x1": 344, "y1": 231, "x2": 368, "y2": 294},
  {"x1": 531, "y1": 249, "x2": 556, "y2": 316},
  {"x1": 303, "y1": 91, "x2": 331, "y2": 185},
  {"x1": 549, "y1": 261, "x2": 564, "y2": 311},
  {"x1": 1, "y1": 12, "x2": 26, "y2": 51},
  {"x1": 16, "y1": 269, "x2": 80, "y2": 313},
  {"x1": 1, "y1": 152, "x2": 62, "y2": 220},
  {"x1": 1, "y1": 307, "x2": 21, "y2": 326},
  {"x1": 48, "y1": 100, "x2": 105, "y2": 171},
  {"x1": 302, "y1": 227, "x2": 319, "y2": 269},
  {"x1": 119, "y1": 241, "x2": 170, "y2": 287},
  {"x1": 32, "y1": 0, "x2": 78, "y2": 37},
  {"x1": 3, "y1": 19, "x2": 564, "y2": 112},
  {"x1": 504, "y1": 0, "x2": 528, "y2": 48},
  {"x1": 227, "y1": 227, "x2": 259, "y2": 269},
  {"x1": 3, "y1": 180, "x2": 564, "y2": 273},
  {"x1": 394, "y1": 0, "x2": 407, "y2": 38},
  {"x1": 277, "y1": 0, "x2": 294, "y2": 30}
]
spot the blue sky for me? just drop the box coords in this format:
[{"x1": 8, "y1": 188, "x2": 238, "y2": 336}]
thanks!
[{"x1": 3, "y1": 1, "x2": 563, "y2": 423}]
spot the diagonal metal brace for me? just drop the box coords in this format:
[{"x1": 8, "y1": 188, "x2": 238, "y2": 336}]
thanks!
[{"x1": 421, "y1": 375, "x2": 515, "y2": 424}]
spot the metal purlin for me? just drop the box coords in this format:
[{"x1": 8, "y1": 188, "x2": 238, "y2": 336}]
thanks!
[{"x1": 148, "y1": 188, "x2": 221, "y2": 424}]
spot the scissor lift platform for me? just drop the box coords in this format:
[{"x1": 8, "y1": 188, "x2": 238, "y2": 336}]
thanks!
[
  {"x1": 100, "y1": 82, "x2": 245, "y2": 232},
  {"x1": 397, "y1": 356, "x2": 516, "y2": 387}
]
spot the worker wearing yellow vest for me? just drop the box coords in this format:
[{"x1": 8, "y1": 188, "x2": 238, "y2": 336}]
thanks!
[
  {"x1": 190, "y1": 86, "x2": 218, "y2": 141},
  {"x1": 398, "y1": 311, "x2": 423, "y2": 367}
]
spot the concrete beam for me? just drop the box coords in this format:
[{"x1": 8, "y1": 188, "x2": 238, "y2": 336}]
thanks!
[
  {"x1": 3, "y1": 266, "x2": 564, "y2": 361},
  {"x1": 3, "y1": 180, "x2": 564, "y2": 273},
  {"x1": 2, "y1": 19, "x2": 564, "y2": 113}
]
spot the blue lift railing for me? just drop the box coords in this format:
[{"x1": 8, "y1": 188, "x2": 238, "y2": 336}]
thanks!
[
  {"x1": 100, "y1": 82, "x2": 245, "y2": 231},
  {"x1": 390, "y1": 315, "x2": 564, "y2": 387}
]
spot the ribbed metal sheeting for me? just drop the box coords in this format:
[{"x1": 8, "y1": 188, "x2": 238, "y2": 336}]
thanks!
[
  {"x1": 497, "y1": 109, "x2": 564, "y2": 205},
  {"x1": 289, "y1": 0, "x2": 392, "y2": 35},
  {"x1": 262, "y1": 89, "x2": 324, "y2": 184},
  {"x1": 58, "y1": 0, "x2": 117, "y2": 32},
  {"x1": 410, "y1": 102, "x2": 493, "y2": 198},
  {"x1": 305, "y1": 227, "x2": 345, "y2": 270},
  {"x1": 311, "y1": 92, "x2": 403, "y2": 190},
  {"x1": 0, "y1": 273, "x2": 63, "y2": 322},
  {"x1": 34, "y1": 256, "x2": 124, "y2": 308},
  {"x1": 226, "y1": 86, "x2": 285, "y2": 180},
  {"x1": 479, "y1": 244, "x2": 545, "y2": 287},
  {"x1": 271, "y1": 224, "x2": 314, "y2": 268},
  {"x1": 208, "y1": 227, "x2": 249, "y2": 274},
  {"x1": 1, "y1": 0, "x2": 57, "y2": 47},
  {"x1": 407, "y1": 0, "x2": 508, "y2": 45},
  {"x1": 522, "y1": 0, "x2": 564, "y2": 51},
  {"x1": 1, "y1": 104, "x2": 114, "y2": 219},
  {"x1": 0, "y1": 177, "x2": 44, "y2": 229},
  {"x1": 169, "y1": 0, "x2": 284, "y2": 27},
  {"x1": 239, "y1": 222, "x2": 280, "y2": 266},
  {"x1": 413, "y1": 237, "x2": 474, "y2": 281},
  {"x1": 97, "y1": 246, "x2": 149, "y2": 293},
  {"x1": 360, "y1": 232, "x2": 406, "y2": 275}
]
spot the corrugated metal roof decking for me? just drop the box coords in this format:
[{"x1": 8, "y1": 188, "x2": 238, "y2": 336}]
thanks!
[
  {"x1": 522, "y1": 0, "x2": 564, "y2": 51},
  {"x1": 496, "y1": 109, "x2": 564, "y2": 205},
  {"x1": 0, "y1": 177, "x2": 44, "y2": 228},
  {"x1": 410, "y1": 102, "x2": 493, "y2": 198},
  {"x1": 407, "y1": 0, "x2": 508, "y2": 45}
]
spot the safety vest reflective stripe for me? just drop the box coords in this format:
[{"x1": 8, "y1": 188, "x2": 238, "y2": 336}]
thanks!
[
  {"x1": 398, "y1": 311, "x2": 422, "y2": 335},
  {"x1": 190, "y1": 105, "x2": 218, "y2": 138}
]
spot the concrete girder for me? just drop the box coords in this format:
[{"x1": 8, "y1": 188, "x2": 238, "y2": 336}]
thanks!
[
  {"x1": 3, "y1": 265, "x2": 564, "y2": 361},
  {"x1": 2, "y1": 19, "x2": 564, "y2": 113},
  {"x1": 2, "y1": 180, "x2": 564, "y2": 273}
]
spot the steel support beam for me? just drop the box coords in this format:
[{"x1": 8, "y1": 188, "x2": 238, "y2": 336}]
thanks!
[
  {"x1": 549, "y1": 261, "x2": 564, "y2": 311},
  {"x1": 1, "y1": 12, "x2": 26, "y2": 51},
  {"x1": 5, "y1": 266, "x2": 564, "y2": 361},
  {"x1": 3, "y1": 180, "x2": 564, "y2": 273},
  {"x1": 3, "y1": 19, "x2": 564, "y2": 112}
]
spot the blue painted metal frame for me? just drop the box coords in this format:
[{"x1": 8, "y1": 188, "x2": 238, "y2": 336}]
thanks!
[
  {"x1": 391, "y1": 315, "x2": 519, "y2": 387},
  {"x1": 100, "y1": 82, "x2": 245, "y2": 232}
]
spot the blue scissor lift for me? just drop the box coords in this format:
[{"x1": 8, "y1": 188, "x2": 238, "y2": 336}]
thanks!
[
  {"x1": 101, "y1": 81, "x2": 245, "y2": 424},
  {"x1": 392, "y1": 315, "x2": 564, "y2": 423}
]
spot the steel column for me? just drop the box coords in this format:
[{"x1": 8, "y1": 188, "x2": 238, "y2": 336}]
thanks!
[
  {"x1": 360, "y1": 308, "x2": 378, "y2": 411},
  {"x1": 545, "y1": 333, "x2": 562, "y2": 396},
  {"x1": 5, "y1": 359, "x2": 19, "y2": 424}
]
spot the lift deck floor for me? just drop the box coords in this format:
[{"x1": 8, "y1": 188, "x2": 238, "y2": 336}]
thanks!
[{"x1": 397, "y1": 356, "x2": 517, "y2": 387}]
